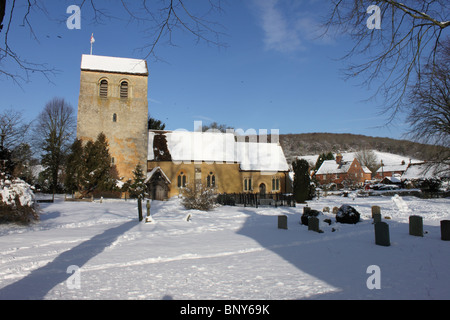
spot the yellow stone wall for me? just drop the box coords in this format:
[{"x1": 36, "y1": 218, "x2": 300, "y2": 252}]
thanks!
[
  {"x1": 77, "y1": 70, "x2": 149, "y2": 181},
  {"x1": 148, "y1": 160, "x2": 290, "y2": 198}
]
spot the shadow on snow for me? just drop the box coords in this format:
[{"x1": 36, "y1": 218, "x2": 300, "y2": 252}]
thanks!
[
  {"x1": 0, "y1": 220, "x2": 137, "y2": 300},
  {"x1": 234, "y1": 207, "x2": 448, "y2": 299}
]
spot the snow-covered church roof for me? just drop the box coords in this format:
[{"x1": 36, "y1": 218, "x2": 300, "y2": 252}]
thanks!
[
  {"x1": 81, "y1": 54, "x2": 148, "y2": 75},
  {"x1": 148, "y1": 131, "x2": 289, "y2": 172}
]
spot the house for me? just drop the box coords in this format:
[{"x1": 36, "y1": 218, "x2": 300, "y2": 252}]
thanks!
[
  {"x1": 147, "y1": 130, "x2": 291, "y2": 199},
  {"x1": 315, "y1": 154, "x2": 372, "y2": 188},
  {"x1": 402, "y1": 162, "x2": 450, "y2": 182},
  {"x1": 375, "y1": 162, "x2": 409, "y2": 179}
]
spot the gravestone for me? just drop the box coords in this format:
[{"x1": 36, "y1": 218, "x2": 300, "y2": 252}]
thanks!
[
  {"x1": 373, "y1": 212, "x2": 382, "y2": 224},
  {"x1": 409, "y1": 215, "x2": 423, "y2": 237},
  {"x1": 374, "y1": 222, "x2": 390, "y2": 246},
  {"x1": 145, "y1": 200, "x2": 152, "y2": 223},
  {"x1": 323, "y1": 207, "x2": 330, "y2": 213},
  {"x1": 146, "y1": 200, "x2": 151, "y2": 216},
  {"x1": 371, "y1": 206, "x2": 381, "y2": 218},
  {"x1": 303, "y1": 206, "x2": 311, "y2": 214},
  {"x1": 278, "y1": 215, "x2": 288, "y2": 230},
  {"x1": 308, "y1": 216, "x2": 320, "y2": 233},
  {"x1": 301, "y1": 209, "x2": 321, "y2": 225},
  {"x1": 332, "y1": 207, "x2": 339, "y2": 214},
  {"x1": 441, "y1": 220, "x2": 450, "y2": 241}
]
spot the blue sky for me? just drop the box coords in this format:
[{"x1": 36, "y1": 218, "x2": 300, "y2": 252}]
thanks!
[{"x1": 1, "y1": 0, "x2": 408, "y2": 139}]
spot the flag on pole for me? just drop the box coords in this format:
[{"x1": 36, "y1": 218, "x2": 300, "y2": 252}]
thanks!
[{"x1": 90, "y1": 33, "x2": 95, "y2": 55}]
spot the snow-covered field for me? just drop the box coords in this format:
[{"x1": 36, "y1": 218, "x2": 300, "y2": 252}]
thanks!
[{"x1": 0, "y1": 194, "x2": 449, "y2": 300}]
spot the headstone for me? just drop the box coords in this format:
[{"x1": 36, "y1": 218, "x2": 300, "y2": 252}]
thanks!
[
  {"x1": 373, "y1": 212, "x2": 382, "y2": 223},
  {"x1": 374, "y1": 222, "x2": 390, "y2": 246},
  {"x1": 332, "y1": 207, "x2": 339, "y2": 214},
  {"x1": 409, "y1": 215, "x2": 423, "y2": 237},
  {"x1": 323, "y1": 207, "x2": 330, "y2": 213},
  {"x1": 371, "y1": 206, "x2": 381, "y2": 218},
  {"x1": 278, "y1": 215, "x2": 288, "y2": 230},
  {"x1": 303, "y1": 206, "x2": 311, "y2": 214},
  {"x1": 441, "y1": 220, "x2": 450, "y2": 241},
  {"x1": 308, "y1": 216, "x2": 320, "y2": 233},
  {"x1": 145, "y1": 200, "x2": 152, "y2": 223},
  {"x1": 146, "y1": 200, "x2": 151, "y2": 217}
]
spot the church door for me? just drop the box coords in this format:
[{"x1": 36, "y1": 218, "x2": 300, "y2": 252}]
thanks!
[
  {"x1": 155, "y1": 185, "x2": 166, "y2": 201},
  {"x1": 259, "y1": 183, "x2": 266, "y2": 197}
]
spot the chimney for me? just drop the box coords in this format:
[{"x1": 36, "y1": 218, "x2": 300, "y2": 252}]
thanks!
[{"x1": 336, "y1": 153, "x2": 343, "y2": 164}]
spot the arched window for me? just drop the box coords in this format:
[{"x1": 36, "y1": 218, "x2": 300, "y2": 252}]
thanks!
[
  {"x1": 120, "y1": 81, "x2": 129, "y2": 99},
  {"x1": 99, "y1": 79, "x2": 108, "y2": 98},
  {"x1": 272, "y1": 177, "x2": 280, "y2": 191},
  {"x1": 206, "y1": 172, "x2": 216, "y2": 188},
  {"x1": 243, "y1": 177, "x2": 252, "y2": 192},
  {"x1": 113, "y1": 113, "x2": 117, "y2": 122},
  {"x1": 177, "y1": 171, "x2": 187, "y2": 188}
]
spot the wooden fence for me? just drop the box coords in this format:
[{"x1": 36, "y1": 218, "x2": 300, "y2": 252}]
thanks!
[{"x1": 216, "y1": 193, "x2": 295, "y2": 207}]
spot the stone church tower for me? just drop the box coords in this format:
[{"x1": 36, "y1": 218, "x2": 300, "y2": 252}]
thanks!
[{"x1": 77, "y1": 54, "x2": 149, "y2": 182}]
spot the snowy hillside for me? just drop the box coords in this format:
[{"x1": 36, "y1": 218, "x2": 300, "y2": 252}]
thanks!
[
  {"x1": 0, "y1": 195, "x2": 449, "y2": 301},
  {"x1": 300, "y1": 150, "x2": 421, "y2": 168}
]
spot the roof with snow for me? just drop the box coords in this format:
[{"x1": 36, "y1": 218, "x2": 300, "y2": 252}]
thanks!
[
  {"x1": 376, "y1": 164, "x2": 409, "y2": 173},
  {"x1": 316, "y1": 160, "x2": 352, "y2": 175},
  {"x1": 81, "y1": 54, "x2": 148, "y2": 75},
  {"x1": 402, "y1": 163, "x2": 450, "y2": 180},
  {"x1": 144, "y1": 167, "x2": 171, "y2": 184},
  {"x1": 148, "y1": 131, "x2": 289, "y2": 172},
  {"x1": 299, "y1": 151, "x2": 422, "y2": 168}
]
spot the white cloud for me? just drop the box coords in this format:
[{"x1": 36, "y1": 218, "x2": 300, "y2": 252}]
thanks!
[
  {"x1": 252, "y1": 0, "x2": 304, "y2": 53},
  {"x1": 251, "y1": 0, "x2": 335, "y2": 53}
]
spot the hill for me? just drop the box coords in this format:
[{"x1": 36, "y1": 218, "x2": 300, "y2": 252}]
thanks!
[{"x1": 278, "y1": 133, "x2": 439, "y2": 165}]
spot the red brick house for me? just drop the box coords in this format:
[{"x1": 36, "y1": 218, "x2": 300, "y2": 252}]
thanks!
[
  {"x1": 374, "y1": 162, "x2": 408, "y2": 179},
  {"x1": 315, "y1": 154, "x2": 372, "y2": 188}
]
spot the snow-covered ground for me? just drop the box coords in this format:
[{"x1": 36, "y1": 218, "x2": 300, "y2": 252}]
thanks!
[{"x1": 0, "y1": 194, "x2": 449, "y2": 300}]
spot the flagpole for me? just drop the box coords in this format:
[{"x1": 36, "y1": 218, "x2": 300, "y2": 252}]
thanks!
[{"x1": 90, "y1": 33, "x2": 95, "y2": 55}]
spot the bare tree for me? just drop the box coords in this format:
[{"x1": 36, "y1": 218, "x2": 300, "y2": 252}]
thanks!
[
  {"x1": 0, "y1": 0, "x2": 225, "y2": 83},
  {"x1": 0, "y1": 108, "x2": 31, "y2": 150},
  {"x1": 34, "y1": 97, "x2": 75, "y2": 197},
  {"x1": 406, "y1": 38, "x2": 449, "y2": 174},
  {"x1": 323, "y1": 0, "x2": 449, "y2": 121},
  {"x1": 355, "y1": 149, "x2": 379, "y2": 174},
  {"x1": 407, "y1": 39, "x2": 449, "y2": 146}
]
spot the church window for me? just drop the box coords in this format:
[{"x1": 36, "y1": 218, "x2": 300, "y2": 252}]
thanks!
[
  {"x1": 99, "y1": 79, "x2": 108, "y2": 98},
  {"x1": 207, "y1": 172, "x2": 216, "y2": 188},
  {"x1": 120, "y1": 81, "x2": 129, "y2": 99},
  {"x1": 272, "y1": 177, "x2": 280, "y2": 191},
  {"x1": 243, "y1": 177, "x2": 252, "y2": 192},
  {"x1": 177, "y1": 171, "x2": 187, "y2": 188},
  {"x1": 113, "y1": 113, "x2": 117, "y2": 122}
]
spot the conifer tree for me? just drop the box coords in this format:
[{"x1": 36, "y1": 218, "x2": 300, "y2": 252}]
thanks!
[
  {"x1": 82, "y1": 133, "x2": 115, "y2": 195},
  {"x1": 129, "y1": 164, "x2": 146, "y2": 199},
  {"x1": 314, "y1": 152, "x2": 334, "y2": 171},
  {"x1": 65, "y1": 139, "x2": 85, "y2": 194},
  {"x1": 292, "y1": 159, "x2": 311, "y2": 203}
]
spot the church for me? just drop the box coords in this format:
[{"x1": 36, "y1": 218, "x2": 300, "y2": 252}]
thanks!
[{"x1": 76, "y1": 54, "x2": 291, "y2": 200}]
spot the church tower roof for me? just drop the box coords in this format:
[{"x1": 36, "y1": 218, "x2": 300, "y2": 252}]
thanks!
[{"x1": 80, "y1": 54, "x2": 148, "y2": 76}]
